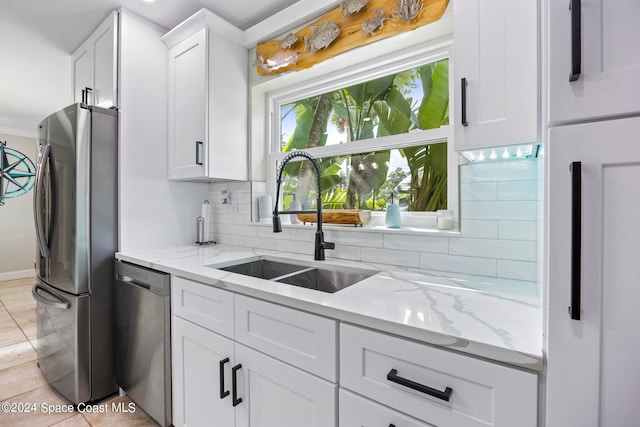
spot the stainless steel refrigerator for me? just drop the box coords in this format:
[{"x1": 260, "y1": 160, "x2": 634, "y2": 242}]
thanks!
[{"x1": 32, "y1": 103, "x2": 118, "y2": 404}]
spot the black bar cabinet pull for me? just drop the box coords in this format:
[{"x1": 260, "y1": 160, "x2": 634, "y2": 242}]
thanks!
[
  {"x1": 461, "y1": 78, "x2": 468, "y2": 126},
  {"x1": 232, "y1": 363, "x2": 243, "y2": 407},
  {"x1": 219, "y1": 358, "x2": 230, "y2": 399},
  {"x1": 569, "y1": 161, "x2": 582, "y2": 320},
  {"x1": 390, "y1": 425, "x2": 396, "y2": 427},
  {"x1": 195, "y1": 141, "x2": 203, "y2": 165},
  {"x1": 386, "y1": 369, "x2": 453, "y2": 402},
  {"x1": 569, "y1": 0, "x2": 581, "y2": 81},
  {"x1": 81, "y1": 89, "x2": 86, "y2": 104}
]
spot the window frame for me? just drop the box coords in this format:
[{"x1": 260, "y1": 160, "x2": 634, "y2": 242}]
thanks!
[{"x1": 256, "y1": 28, "x2": 459, "y2": 230}]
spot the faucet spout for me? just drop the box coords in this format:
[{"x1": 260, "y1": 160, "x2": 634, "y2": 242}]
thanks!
[{"x1": 273, "y1": 151, "x2": 335, "y2": 261}]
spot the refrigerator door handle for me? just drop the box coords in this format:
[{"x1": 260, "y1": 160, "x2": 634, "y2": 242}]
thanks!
[
  {"x1": 34, "y1": 144, "x2": 51, "y2": 257},
  {"x1": 32, "y1": 284, "x2": 71, "y2": 310}
]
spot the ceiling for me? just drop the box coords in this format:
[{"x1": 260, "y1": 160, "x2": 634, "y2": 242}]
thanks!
[
  {"x1": 0, "y1": 0, "x2": 337, "y2": 135},
  {"x1": 2, "y1": 0, "x2": 304, "y2": 53}
]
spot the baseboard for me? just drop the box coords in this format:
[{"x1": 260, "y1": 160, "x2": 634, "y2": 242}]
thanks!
[{"x1": 0, "y1": 269, "x2": 36, "y2": 281}]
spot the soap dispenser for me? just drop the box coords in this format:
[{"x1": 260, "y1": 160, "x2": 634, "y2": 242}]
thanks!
[{"x1": 385, "y1": 193, "x2": 401, "y2": 228}]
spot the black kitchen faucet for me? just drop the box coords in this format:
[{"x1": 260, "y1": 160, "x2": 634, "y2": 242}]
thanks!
[{"x1": 272, "y1": 151, "x2": 335, "y2": 260}]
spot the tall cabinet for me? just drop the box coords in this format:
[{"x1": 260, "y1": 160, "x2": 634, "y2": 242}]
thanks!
[
  {"x1": 545, "y1": 0, "x2": 640, "y2": 425},
  {"x1": 548, "y1": 0, "x2": 640, "y2": 123},
  {"x1": 162, "y1": 9, "x2": 248, "y2": 182},
  {"x1": 71, "y1": 11, "x2": 118, "y2": 108}
]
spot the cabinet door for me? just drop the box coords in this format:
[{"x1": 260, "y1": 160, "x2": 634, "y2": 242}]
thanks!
[
  {"x1": 234, "y1": 343, "x2": 337, "y2": 427},
  {"x1": 548, "y1": 0, "x2": 640, "y2": 123},
  {"x1": 172, "y1": 316, "x2": 235, "y2": 427},
  {"x1": 453, "y1": 0, "x2": 538, "y2": 150},
  {"x1": 72, "y1": 41, "x2": 92, "y2": 104},
  {"x1": 92, "y1": 11, "x2": 118, "y2": 108},
  {"x1": 168, "y1": 28, "x2": 207, "y2": 180},
  {"x1": 339, "y1": 389, "x2": 432, "y2": 427},
  {"x1": 547, "y1": 117, "x2": 640, "y2": 426}
]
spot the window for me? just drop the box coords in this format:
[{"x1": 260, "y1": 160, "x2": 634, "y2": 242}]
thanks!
[{"x1": 264, "y1": 36, "x2": 456, "y2": 228}]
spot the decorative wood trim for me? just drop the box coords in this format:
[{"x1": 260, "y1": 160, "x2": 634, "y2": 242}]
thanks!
[{"x1": 255, "y1": 0, "x2": 450, "y2": 76}]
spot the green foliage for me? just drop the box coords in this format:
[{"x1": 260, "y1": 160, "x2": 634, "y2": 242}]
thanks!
[{"x1": 281, "y1": 58, "x2": 450, "y2": 212}]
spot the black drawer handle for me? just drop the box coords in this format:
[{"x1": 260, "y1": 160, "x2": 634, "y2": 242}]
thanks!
[
  {"x1": 219, "y1": 357, "x2": 230, "y2": 399},
  {"x1": 569, "y1": 161, "x2": 582, "y2": 320},
  {"x1": 386, "y1": 369, "x2": 453, "y2": 402},
  {"x1": 569, "y1": 0, "x2": 582, "y2": 81},
  {"x1": 232, "y1": 363, "x2": 243, "y2": 407},
  {"x1": 461, "y1": 78, "x2": 468, "y2": 127},
  {"x1": 195, "y1": 141, "x2": 203, "y2": 166}
]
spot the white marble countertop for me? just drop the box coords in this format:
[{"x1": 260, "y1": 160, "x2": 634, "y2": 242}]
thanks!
[{"x1": 116, "y1": 244, "x2": 543, "y2": 371}]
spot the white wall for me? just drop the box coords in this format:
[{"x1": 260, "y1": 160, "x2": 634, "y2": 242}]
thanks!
[
  {"x1": 0, "y1": 11, "x2": 70, "y2": 134},
  {"x1": 0, "y1": 133, "x2": 37, "y2": 279},
  {"x1": 118, "y1": 11, "x2": 209, "y2": 251}
]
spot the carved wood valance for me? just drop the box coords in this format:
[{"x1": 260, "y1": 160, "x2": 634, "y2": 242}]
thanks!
[{"x1": 255, "y1": 0, "x2": 450, "y2": 76}]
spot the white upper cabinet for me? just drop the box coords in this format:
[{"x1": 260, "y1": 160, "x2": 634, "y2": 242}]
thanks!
[
  {"x1": 453, "y1": 0, "x2": 538, "y2": 150},
  {"x1": 167, "y1": 29, "x2": 207, "y2": 180},
  {"x1": 71, "y1": 11, "x2": 118, "y2": 108},
  {"x1": 162, "y1": 9, "x2": 248, "y2": 182},
  {"x1": 548, "y1": 0, "x2": 640, "y2": 123}
]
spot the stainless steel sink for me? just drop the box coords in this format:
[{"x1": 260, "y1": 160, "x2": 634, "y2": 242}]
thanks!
[
  {"x1": 275, "y1": 268, "x2": 374, "y2": 293},
  {"x1": 213, "y1": 257, "x2": 376, "y2": 293},
  {"x1": 219, "y1": 259, "x2": 306, "y2": 280}
]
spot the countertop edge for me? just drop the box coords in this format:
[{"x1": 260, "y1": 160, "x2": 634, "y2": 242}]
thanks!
[{"x1": 115, "y1": 250, "x2": 543, "y2": 372}]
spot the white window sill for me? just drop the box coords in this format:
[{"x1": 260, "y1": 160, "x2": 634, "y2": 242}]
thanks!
[{"x1": 252, "y1": 219, "x2": 461, "y2": 237}]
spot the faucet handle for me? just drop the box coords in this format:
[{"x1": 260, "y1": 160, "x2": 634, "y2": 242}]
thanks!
[{"x1": 323, "y1": 241, "x2": 335, "y2": 250}]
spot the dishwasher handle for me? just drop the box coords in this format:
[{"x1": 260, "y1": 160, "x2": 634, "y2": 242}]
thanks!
[
  {"x1": 114, "y1": 261, "x2": 170, "y2": 296},
  {"x1": 116, "y1": 274, "x2": 151, "y2": 290}
]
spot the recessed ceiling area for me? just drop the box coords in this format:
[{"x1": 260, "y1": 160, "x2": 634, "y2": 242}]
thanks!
[{"x1": 0, "y1": 0, "x2": 337, "y2": 134}]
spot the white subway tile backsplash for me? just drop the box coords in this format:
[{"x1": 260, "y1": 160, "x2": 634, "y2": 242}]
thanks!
[
  {"x1": 460, "y1": 159, "x2": 537, "y2": 183},
  {"x1": 460, "y1": 182, "x2": 497, "y2": 201},
  {"x1": 327, "y1": 245, "x2": 361, "y2": 261},
  {"x1": 498, "y1": 221, "x2": 537, "y2": 241},
  {"x1": 383, "y1": 234, "x2": 448, "y2": 253},
  {"x1": 361, "y1": 248, "x2": 420, "y2": 268},
  {"x1": 497, "y1": 260, "x2": 537, "y2": 281},
  {"x1": 215, "y1": 213, "x2": 248, "y2": 225},
  {"x1": 498, "y1": 181, "x2": 537, "y2": 201},
  {"x1": 245, "y1": 236, "x2": 278, "y2": 250},
  {"x1": 275, "y1": 238, "x2": 315, "y2": 255},
  {"x1": 461, "y1": 201, "x2": 537, "y2": 221},
  {"x1": 461, "y1": 220, "x2": 498, "y2": 239},
  {"x1": 449, "y1": 238, "x2": 536, "y2": 262},
  {"x1": 328, "y1": 230, "x2": 383, "y2": 248},
  {"x1": 420, "y1": 253, "x2": 497, "y2": 277}
]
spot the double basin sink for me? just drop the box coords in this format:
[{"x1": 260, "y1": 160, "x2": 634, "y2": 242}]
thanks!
[{"x1": 210, "y1": 257, "x2": 376, "y2": 294}]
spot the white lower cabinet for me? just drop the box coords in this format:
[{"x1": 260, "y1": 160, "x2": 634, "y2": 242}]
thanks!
[
  {"x1": 171, "y1": 277, "x2": 337, "y2": 427},
  {"x1": 234, "y1": 343, "x2": 336, "y2": 427},
  {"x1": 340, "y1": 389, "x2": 431, "y2": 427},
  {"x1": 172, "y1": 316, "x2": 235, "y2": 427},
  {"x1": 340, "y1": 324, "x2": 538, "y2": 427},
  {"x1": 172, "y1": 277, "x2": 537, "y2": 427}
]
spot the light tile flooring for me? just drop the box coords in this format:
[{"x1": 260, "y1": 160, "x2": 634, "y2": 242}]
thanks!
[{"x1": 0, "y1": 278, "x2": 159, "y2": 426}]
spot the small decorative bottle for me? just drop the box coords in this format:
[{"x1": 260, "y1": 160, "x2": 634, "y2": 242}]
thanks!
[{"x1": 385, "y1": 193, "x2": 401, "y2": 228}]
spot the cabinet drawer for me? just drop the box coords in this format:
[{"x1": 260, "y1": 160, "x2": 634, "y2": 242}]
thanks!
[
  {"x1": 235, "y1": 294, "x2": 337, "y2": 381},
  {"x1": 340, "y1": 324, "x2": 537, "y2": 427},
  {"x1": 172, "y1": 276, "x2": 234, "y2": 338},
  {"x1": 339, "y1": 389, "x2": 431, "y2": 427}
]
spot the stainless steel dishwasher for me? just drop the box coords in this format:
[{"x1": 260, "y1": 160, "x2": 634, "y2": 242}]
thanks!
[{"x1": 114, "y1": 261, "x2": 171, "y2": 426}]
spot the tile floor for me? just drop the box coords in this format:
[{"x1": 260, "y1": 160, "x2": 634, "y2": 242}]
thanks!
[{"x1": 0, "y1": 277, "x2": 159, "y2": 426}]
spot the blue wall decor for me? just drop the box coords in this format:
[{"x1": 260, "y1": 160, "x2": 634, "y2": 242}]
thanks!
[{"x1": 0, "y1": 140, "x2": 36, "y2": 206}]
